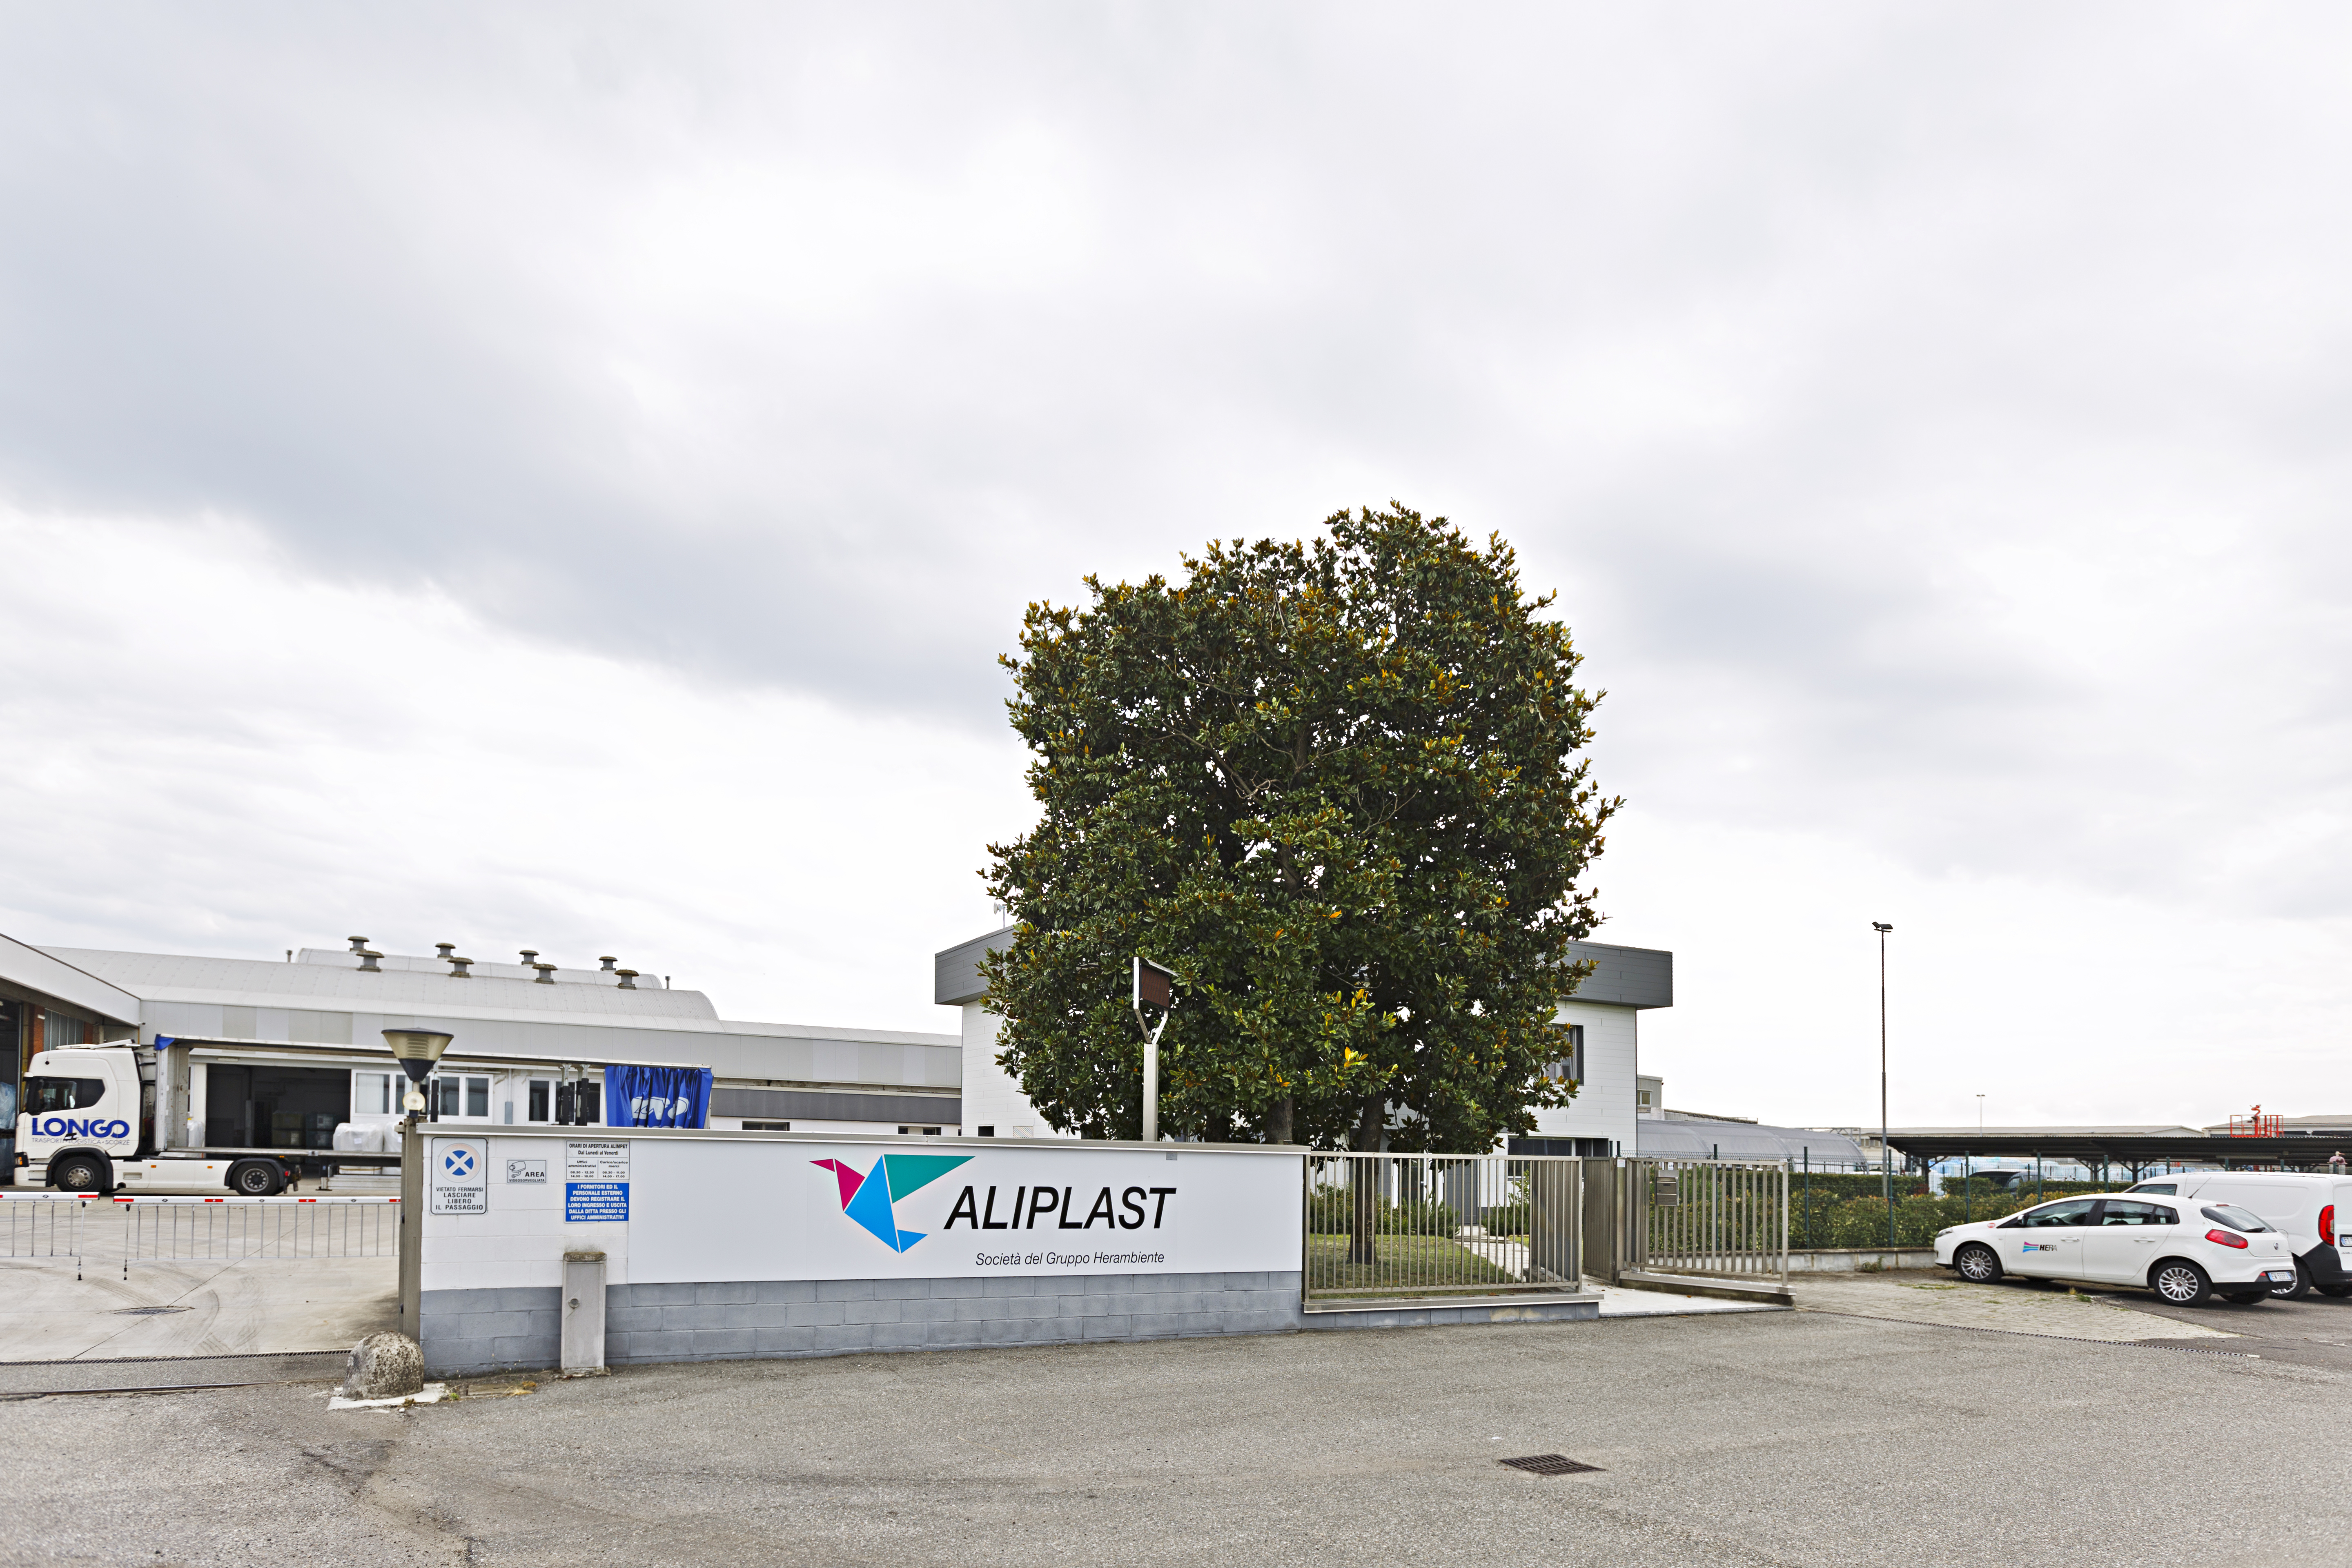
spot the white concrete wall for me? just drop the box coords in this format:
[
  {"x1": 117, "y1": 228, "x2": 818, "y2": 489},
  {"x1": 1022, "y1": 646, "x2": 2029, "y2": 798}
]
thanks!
[{"x1": 1526, "y1": 1000, "x2": 1639, "y2": 1153}]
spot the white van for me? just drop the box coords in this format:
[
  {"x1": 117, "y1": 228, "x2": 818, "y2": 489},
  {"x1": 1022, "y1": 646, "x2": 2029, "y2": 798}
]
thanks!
[{"x1": 2125, "y1": 1172, "x2": 2352, "y2": 1300}]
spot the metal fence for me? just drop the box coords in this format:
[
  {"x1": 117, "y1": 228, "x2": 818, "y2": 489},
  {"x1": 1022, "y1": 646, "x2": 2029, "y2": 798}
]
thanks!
[
  {"x1": 1596, "y1": 1158, "x2": 1787, "y2": 1285},
  {"x1": 118, "y1": 1196, "x2": 400, "y2": 1278},
  {"x1": 1303, "y1": 1153, "x2": 1581, "y2": 1299},
  {"x1": 1, "y1": 1198, "x2": 93, "y2": 1280}
]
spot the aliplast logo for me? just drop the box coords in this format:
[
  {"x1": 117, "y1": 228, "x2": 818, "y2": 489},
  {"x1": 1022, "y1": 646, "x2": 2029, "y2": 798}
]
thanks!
[{"x1": 813, "y1": 1154, "x2": 972, "y2": 1253}]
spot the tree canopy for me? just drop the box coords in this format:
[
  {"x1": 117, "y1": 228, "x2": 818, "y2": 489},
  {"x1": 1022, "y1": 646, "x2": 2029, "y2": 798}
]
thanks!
[{"x1": 979, "y1": 506, "x2": 1617, "y2": 1152}]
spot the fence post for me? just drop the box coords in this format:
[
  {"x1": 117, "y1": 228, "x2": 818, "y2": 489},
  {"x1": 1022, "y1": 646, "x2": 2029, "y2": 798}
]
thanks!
[{"x1": 1579, "y1": 1158, "x2": 1618, "y2": 1286}]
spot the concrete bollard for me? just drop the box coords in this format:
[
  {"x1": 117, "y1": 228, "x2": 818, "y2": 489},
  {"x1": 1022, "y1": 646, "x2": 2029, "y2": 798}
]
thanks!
[
  {"x1": 561, "y1": 1250, "x2": 607, "y2": 1376},
  {"x1": 343, "y1": 1332, "x2": 425, "y2": 1400}
]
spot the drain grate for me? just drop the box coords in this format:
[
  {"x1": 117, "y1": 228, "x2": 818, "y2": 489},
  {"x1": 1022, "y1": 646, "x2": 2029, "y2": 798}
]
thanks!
[
  {"x1": 1499, "y1": 1454, "x2": 1602, "y2": 1476},
  {"x1": 110, "y1": 1306, "x2": 192, "y2": 1316}
]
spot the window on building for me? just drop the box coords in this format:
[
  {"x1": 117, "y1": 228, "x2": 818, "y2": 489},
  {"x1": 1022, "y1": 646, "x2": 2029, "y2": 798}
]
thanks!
[
  {"x1": 426, "y1": 1074, "x2": 492, "y2": 1122},
  {"x1": 976, "y1": 1125, "x2": 995, "y2": 1138},
  {"x1": 352, "y1": 1073, "x2": 394, "y2": 1116},
  {"x1": 1543, "y1": 1025, "x2": 1586, "y2": 1084},
  {"x1": 744, "y1": 1120, "x2": 792, "y2": 1131},
  {"x1": 527, "y1": 1080, "x2": 552, "y2": 1123},
  {"x1": 898, "y1": 1125, "x2": 943, "y2": 1136}
]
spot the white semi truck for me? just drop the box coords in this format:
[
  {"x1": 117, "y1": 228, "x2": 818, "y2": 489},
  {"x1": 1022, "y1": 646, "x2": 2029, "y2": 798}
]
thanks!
[{"x1": 14, "y1": 1041, "x2": 403, "y2": 1196}]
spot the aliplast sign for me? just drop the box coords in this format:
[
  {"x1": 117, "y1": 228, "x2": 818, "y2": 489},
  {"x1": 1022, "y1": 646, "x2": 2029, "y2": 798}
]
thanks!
[{"x1": 626, "y1": 1139, "x2": 1301, "y2": 1285}]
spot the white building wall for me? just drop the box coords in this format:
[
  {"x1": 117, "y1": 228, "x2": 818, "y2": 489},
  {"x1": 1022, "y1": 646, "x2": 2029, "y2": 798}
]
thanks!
[
  {"x1": 1526, "y1": 1000, "x2": 1639, "y2": 1154},
  {"x1": 963, "y1": 997, "x2": 1641, "y2": 1152},
  {"x1": 959, "y1": 1003, "x2": 1071, "y2": 1138}
]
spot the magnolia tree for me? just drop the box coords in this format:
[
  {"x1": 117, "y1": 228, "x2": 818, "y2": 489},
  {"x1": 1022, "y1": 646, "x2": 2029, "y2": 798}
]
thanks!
[{"x1": 979, "y1": 506, "x2": 1616, "y2": 1160}]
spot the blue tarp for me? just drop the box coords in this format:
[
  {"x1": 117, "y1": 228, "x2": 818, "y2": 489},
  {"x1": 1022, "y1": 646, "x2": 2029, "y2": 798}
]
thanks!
[{"x1": 604, "y1": 1063, "x2": 712, "y2": 1129}]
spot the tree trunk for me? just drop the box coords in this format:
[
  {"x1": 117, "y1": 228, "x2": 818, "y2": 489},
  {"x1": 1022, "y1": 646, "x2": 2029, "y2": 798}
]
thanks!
[
  {"x1": 1347, "y1": 1096, "x2": 1383, "y2": 1265},
  {"x1": 1267, "y1": 1095, "x2": 1293, "y2": 1146}
]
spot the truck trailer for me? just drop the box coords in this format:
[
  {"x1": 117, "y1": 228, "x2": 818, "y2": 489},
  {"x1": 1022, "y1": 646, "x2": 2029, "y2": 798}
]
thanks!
[{"x1": 15, "y1": 1038, "x2": 678, "y2": 1195}]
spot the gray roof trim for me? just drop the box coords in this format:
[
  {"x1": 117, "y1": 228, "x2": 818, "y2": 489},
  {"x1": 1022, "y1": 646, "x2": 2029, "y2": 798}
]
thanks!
[
  {"x1": 935, "y1": 929, "x2": 1011, "y2": 1006},
  {"x1": 713, "y1": 1088, "x2": 963, "y2": 1126},
  {"x1": 934, "y1": 929, "x2": 1673, "y2": 1009},
  {"x1": 1, "y1": 932, "x2": 143, "y2": 1025},
  {"x1": 1560, "y1": 940, "x2": 1673, "y2": 1009}
]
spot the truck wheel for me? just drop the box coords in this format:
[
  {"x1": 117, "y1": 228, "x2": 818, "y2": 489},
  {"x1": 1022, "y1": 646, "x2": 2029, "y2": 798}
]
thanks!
[
  {"x1": 228, "y1": 1160, "x2": 285, "y2": 1197},
  {"x1": 52, "y1": 1155, "x2": 109, "y2": 1193}
]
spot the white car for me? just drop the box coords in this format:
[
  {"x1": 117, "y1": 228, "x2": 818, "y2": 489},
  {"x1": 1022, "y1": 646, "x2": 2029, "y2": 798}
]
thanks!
[
  {"x1": 2125, "y1": 1171, "x2": 2352, "y2": 1301},
  {"x1": 1935, "y1": 1193, "x2": 2295, "y2": 1305}
]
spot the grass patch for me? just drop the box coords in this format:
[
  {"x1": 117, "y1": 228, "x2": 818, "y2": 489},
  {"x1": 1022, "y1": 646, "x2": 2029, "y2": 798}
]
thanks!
[{"x1": 1305, "y1": 1232, "x2": 1525, "y2": 1295}]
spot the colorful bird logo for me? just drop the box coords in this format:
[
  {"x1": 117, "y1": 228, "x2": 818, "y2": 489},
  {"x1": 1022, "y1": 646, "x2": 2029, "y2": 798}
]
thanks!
[{"x1": 813, "y1": 1154, "x2": 973, "y2": 1252}]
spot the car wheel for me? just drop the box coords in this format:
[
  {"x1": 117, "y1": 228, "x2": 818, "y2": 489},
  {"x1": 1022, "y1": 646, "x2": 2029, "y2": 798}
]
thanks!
[
  {"x1": 2151, "y1": 1259, "x2": 2213, "y2": 1306},
  {"x1": 52, "y1": 1155, "x2": 108, "y2": 1193},
  {"x1": 2269, "y1": 1263, "x2": 2312, "y2": 1300},
  {"x1": 1953, "y1": 1243, "x2": 2002, "y2": 1283},
  {"x1": 228, "y1": 1160, "x2": 284, "y2": 1197}
]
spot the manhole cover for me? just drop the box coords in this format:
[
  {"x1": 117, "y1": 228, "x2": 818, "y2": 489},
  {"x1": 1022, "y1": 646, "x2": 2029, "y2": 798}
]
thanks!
[
  {"x1": 111, "y1": 1306, "x2": 192, "y2": 1316},
  {"x1": 1499, "y1": 1454, "x2": 1603, "y2": 1476}
]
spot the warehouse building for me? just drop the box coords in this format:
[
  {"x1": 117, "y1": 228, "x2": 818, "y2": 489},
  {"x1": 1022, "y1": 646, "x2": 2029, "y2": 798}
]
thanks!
[
  {"x1": 933, "y1": 929, "x2": 1673, "y2": 1154},
  {"x1": 2, "y1": 933, "x2": 961, "y2": 1175}
]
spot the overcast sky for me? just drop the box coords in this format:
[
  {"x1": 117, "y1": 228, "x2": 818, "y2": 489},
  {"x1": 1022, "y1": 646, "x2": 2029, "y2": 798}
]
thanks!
[{"x1": 3, "y1": 4, "x2": 2347, "y2": 1131}]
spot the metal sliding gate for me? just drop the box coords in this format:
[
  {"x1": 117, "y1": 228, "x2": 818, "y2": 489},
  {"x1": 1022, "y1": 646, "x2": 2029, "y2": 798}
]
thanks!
[
  {"x1": 1303, "y1": 1153, "x2": 1582, "y2": 1300},
  {"x1": 1584, "y1": 1157, "x2": 1788, "y2": 1288},
  {"x1": 118, "y1": 1196, "x2": 400, "y2": 1278}
]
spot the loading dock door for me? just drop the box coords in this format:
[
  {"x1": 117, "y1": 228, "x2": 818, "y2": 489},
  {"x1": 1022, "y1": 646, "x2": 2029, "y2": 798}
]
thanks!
[{"x1": 202, "y1": 1065, "x2": 352, "y2": 1149}]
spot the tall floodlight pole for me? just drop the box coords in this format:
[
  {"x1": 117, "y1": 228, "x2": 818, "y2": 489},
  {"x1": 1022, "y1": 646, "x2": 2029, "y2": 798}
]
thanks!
[
  {"x1": 1873, "y1": 922, "x2": 1894, "y2": 1248},
  {"x1": 1132, "y1": 958, "x2": 1178, "y2": 1143}
]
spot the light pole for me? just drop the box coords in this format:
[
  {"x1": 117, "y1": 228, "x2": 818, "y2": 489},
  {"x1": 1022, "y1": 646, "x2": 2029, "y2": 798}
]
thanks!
[
  {"x1": 383, "y1": 1028, "x2": 453, "y2": 1332},
  {"x1": 1873, "y1": 922, "x2": 1893, "y2": 1248}
]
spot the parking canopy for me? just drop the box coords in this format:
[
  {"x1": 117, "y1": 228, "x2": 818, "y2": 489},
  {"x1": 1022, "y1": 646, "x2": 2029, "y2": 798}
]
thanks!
[{"x1": 604, "y1": 1063, "x2": 713, "y2": 1128}]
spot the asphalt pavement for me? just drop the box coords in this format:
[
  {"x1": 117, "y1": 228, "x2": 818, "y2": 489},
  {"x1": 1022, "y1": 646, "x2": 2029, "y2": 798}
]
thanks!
[{"x1": 8, "y1": 1305, "x2": 2346, "y2": 1567}]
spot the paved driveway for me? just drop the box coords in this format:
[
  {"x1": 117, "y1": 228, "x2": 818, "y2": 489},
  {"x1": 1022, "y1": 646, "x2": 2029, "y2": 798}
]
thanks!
[{"x1": 9, "y1": 1306, "x2": 2346, "y2": 1567}]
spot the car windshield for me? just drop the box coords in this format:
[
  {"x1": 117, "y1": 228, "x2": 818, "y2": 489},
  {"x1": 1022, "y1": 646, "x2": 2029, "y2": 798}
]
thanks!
[
  {"x1": 2022, "y1": 1199, "x2": 2098, "y2": 1227},
  {"x1": 2130, "y1": 1183, "x2": 2178, "y2": 1195},
  {"x1": 2201, "y1": 1204, "x2": 2269, "y2": 1233}
]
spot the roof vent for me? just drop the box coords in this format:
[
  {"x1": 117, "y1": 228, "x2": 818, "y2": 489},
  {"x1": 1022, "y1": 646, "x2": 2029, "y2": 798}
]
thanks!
[
  {"x1": 531, "y1": 962, "x2": 558, "y2": 985},
  {"x1": 347, "y1": 936, "x2": 370, "y2": 954},
  {"x1": 434, "y1": 943, "x2": 456, "y2": 960},
  {"x1": 519, "y1": 949, "x2": 540, "y2": 967},
  {"x1": 356, "y1": 949, "x2": 383, "y2": 973},
  {"x1": 448, "y1": 956, "x2": 474, "y2": 978},
  {"x1": 599, "y1": 956, "x2": 618, "y2": 972},
  {"x1": 615, "y1": 968, "x2": 639, "y2": 990}
]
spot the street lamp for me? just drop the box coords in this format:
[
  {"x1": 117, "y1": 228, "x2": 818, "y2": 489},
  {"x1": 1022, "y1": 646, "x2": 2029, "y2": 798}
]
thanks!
[
  {"x1": 1873, "y1": 922, "x2": 1893, "y2": 1248},
  {"x1": 383, "y1": 1029, "x2": 454, "y2": 1119},
  {"x1": 1132, "y1": 958, "x2": 1177, "y2": 1143}
]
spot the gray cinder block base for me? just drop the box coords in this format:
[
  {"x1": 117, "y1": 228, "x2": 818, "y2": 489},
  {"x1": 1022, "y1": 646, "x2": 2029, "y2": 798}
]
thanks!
[
  {"x1": 421, "y1": 1272, "x2": 1302, "y2": 1375},
  {"x1": 1298, "y1": 1294, "x2": 1600, "y2": 1331},
  {"x1": 419, "y1": 1286, "x2": 563, "y2": 1376}
]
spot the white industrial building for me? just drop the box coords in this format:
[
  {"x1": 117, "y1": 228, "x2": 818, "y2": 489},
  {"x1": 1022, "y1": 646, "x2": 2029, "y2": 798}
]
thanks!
[
  {"x1": 933, "y1": 929, "x2": 1674, "y2": 1154},
  {"x1": 2, "y1": 933, "x2": 961, "y2": 1177}
]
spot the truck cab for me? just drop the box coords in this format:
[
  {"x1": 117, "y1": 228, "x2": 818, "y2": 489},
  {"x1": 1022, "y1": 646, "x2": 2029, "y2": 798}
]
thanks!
[
  {"x1": 15, "y1": 1045, "x2": 316, "y2": 1195},
  {"x1": 17, "y1": 1047, "x2": 141, "y2": 1192}
]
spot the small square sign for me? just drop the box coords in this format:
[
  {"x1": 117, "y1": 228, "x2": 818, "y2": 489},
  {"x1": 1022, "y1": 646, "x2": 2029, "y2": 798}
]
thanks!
[{"x1": 429, "y1": 1138, "x2": 488, "y2": 1215}]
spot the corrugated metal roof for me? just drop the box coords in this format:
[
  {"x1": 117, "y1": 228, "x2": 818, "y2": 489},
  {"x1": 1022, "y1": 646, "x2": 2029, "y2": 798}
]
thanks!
[
  {"x1": 1636, "y1": 1118, "x2": 1868, "y2": 1165},
  {"x1": 45, "y1": 947, "x2": 722, "y2": 1023}
]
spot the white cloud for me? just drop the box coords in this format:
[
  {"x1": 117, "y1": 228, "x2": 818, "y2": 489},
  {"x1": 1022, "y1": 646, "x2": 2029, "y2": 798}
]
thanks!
[{"x1": 2, "y1": 4, "x2": 2349, "y2": 1117}]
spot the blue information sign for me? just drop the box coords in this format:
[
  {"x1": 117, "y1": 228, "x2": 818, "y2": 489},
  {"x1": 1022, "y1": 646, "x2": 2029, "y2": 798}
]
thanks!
[{"x1": 566, "y1": 1181, "x2": 629, "y2": 1222}]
